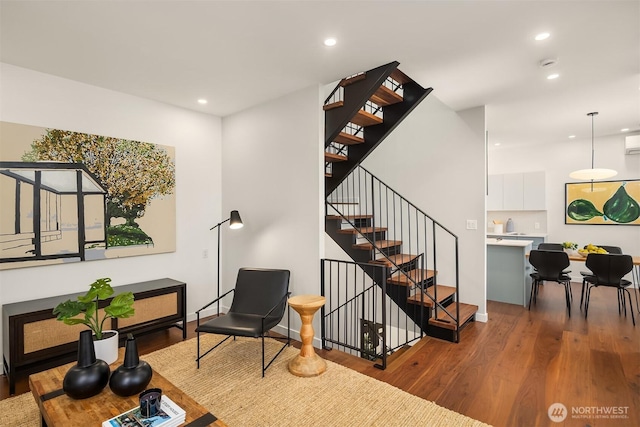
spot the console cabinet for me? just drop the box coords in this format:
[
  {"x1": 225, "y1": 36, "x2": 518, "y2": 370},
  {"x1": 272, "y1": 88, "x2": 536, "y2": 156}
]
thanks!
[{"x1": 2, "y1": 278, "x2": 186, "y2": 394}]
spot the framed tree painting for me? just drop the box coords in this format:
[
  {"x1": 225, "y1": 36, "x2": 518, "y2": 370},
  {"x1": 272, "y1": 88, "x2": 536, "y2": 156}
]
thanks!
[
  {"x1": 565, "y1": 179, "x2": 640, "y2": 225},
  {"x1": 0, "y1": 121, "x2": 176, "y2": 270}
]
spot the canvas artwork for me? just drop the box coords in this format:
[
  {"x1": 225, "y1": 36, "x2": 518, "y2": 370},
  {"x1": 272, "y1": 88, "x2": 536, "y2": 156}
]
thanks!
[
  {"x1": 0, "y1": 121, "x2": 176, "y2": 270},
  {"x1": 565, "y1": 180, "x2": 640, "y2": 225}
]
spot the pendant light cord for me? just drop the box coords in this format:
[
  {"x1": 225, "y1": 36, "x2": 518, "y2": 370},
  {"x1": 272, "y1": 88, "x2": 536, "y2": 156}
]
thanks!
[{"x1": 588, "y1": 111, "x2": 598, "y2": 169}]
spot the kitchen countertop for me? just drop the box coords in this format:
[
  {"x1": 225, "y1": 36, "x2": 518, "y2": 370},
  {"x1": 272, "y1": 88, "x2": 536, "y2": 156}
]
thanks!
[
  {"x1": 487, "y1": 238, "x2": 534, "y2": 247},
  {"x1": 486, "y1": 232, "x2": 548, "y2": 238}
]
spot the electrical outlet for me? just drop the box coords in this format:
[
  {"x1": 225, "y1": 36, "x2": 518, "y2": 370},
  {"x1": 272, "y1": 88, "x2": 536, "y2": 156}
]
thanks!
[
  {"x1": 466, "y1": 219, "x2": 477, "y2": 230},
  {"x1": 203, "y1": 249, "x2": 208, "y2": 259},
  {"x1": 534, "y1": 222, "x2": 540, "y2": 230}
]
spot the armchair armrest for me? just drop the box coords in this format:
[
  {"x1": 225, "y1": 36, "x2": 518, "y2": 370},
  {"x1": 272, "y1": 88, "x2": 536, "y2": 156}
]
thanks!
[
  {"x1": 196, "y1": 288, "x2": 235, "y2": 314},
  {"x1": 262, "y1": 291, "x2": 292, "y2": 319}
]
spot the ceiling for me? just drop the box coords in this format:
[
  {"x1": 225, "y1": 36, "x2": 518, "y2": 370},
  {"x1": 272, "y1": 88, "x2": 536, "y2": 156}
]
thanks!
[{"x1": 1, "y1": 1, "x2": 638, "y2": 149}]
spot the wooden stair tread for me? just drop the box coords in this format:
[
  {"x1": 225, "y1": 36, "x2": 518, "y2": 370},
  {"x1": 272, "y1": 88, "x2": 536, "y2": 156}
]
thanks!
[
  {"x1": 326, "y1": 214, "x2": 372, "y2": 220},
  {"x1": 371, "y1": 254, "x2": 418, "y2": 267},
  {"x1": 334, "y1": 132, "x2": 364, "y2": 145},
  {"x1": 406, "y1": 285, "x2": 456, "y2": 307},
  {"x1": 388, "y1": 269, "x2": 435, "y2": 286},
  {"x1": 370, "y1": 85, "x2": 403, "y2": 107},
  {"x1": 353, "y1": 240, "x2": 402, "y2": 250},
  {"x1": 390, "y1": 68, "x2": 411, "y2": 85},
  {"x1": 428, "y1": 303, "x2": 478, "y2": 331},
  {"x1": 350, "y1": 109, "x2": 383, "y2": 127},
  {"x1": 337, "y1": 226, "x2": 387, "y2": 235},
  {"x1": 325, "y1": 172, "x2": 332, "y2": 178},
  {"x1": 324, "y1": 152, "x2": 347, "y2": 162},
  {"x1": 323, "y1": 101, "x2": 344, "y2": 111},
  {"x1": 340, "y1": 73, "x2": 366, "y2": 86}
]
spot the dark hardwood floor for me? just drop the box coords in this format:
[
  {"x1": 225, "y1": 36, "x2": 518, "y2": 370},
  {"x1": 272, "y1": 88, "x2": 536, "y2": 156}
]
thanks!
[{"x1": 2, "y1": 282, "x2": 638, "y2": 427}]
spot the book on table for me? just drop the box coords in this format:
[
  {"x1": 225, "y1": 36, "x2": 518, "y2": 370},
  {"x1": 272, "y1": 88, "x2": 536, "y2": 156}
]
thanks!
[{"x1": 102, "y1": 395, "x2": 186, "y2": 427}]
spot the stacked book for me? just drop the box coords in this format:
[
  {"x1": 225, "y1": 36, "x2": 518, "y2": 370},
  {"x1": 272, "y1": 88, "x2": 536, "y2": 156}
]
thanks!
[{"x1": 103, "y1": 395, "x2": 186, "y2": 427}]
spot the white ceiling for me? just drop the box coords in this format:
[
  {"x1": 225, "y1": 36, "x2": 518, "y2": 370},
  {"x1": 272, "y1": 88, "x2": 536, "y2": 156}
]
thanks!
[{"x1": 1, "y1": 1, "x2": 638, "y2": 148}]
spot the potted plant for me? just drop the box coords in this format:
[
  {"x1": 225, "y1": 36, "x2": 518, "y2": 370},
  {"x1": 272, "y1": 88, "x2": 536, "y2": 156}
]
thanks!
[
  {"x1": 562, "y1": 242, "x2": 578, "y2": 254},
  {"x1": 53, "y1": 278, "x2": 135, "y2": 364}
]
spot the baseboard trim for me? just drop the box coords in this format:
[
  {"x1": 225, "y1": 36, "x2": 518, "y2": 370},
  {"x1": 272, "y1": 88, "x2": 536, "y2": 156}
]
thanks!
[{"x1": 475, "y1": 312, "x2": 488, "y2": 323}]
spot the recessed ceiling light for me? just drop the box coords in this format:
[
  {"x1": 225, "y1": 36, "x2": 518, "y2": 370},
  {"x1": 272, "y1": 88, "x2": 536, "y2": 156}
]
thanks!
[
  {"x1": 621, "y1": 128, "x2": 630, "y2": 132},
  {"x1": 568, "y1": 135, "x2": 576, "y2": 139},
  {"x1": 547, "y1": 73, "x2": 559, "y2": 80},
  {"x1": 535, "y1": 32, "x2": 550, "y2": 41},
  {"x1": 197, "y1": 99, "x2": 208, "y2": 105},
  {"x1": 324, "y1": 38, "x2": 337, "y2": 47},
  {"x1": 494, "y1": 142, "x2": 501, "y2": 146}
]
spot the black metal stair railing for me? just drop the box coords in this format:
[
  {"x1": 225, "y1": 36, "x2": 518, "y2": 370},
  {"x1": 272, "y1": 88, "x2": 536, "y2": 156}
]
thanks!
[
  {"x1": 326, "y1": 165, "x2": 460, "y2": 331},
  {"x1": 320, "y1": 258, "x2": 425, "y2": 369}
]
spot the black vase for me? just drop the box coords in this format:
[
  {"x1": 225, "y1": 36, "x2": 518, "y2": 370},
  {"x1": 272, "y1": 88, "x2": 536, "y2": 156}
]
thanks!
[
  {"x1": 109, "y1": 334, "x2": 152, "y2": 396},
  {"x1": 63, "y1": 330, "x2": 110, "y2": 399}
]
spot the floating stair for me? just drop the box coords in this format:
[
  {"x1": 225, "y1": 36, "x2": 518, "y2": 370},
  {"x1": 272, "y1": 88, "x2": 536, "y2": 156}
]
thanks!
[
  {"x1": 325, "y1": 152, "x2": 348, "y2": 162},
  {"x1": 388, "y1": 269, "x2": 435, "y2": 286},
  {"x1": 334, "y1": 132, "x2": 364, "y2": 145},
  {"x1": 350, "y1": 109, "x2": 383, "y2": 127},
  {"x1": 370, "y1": 85, "x2": 403, "y2": 107},
  {"x1": 324, "y1": 62, "x2": 473, "y2": 364},
  {"x1": 407, "y1": 285, "x2": 456, "y2": 307}
]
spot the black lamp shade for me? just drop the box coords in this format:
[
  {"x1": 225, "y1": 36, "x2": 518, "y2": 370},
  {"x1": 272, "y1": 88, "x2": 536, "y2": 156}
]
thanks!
[{"x1": 229, "y1": 210, "x2": 243, "y2": 229}]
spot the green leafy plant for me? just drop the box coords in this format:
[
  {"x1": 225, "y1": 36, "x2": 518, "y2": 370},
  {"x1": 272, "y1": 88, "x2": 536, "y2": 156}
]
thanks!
[
  {"x1": 53, "y1": 278, "x2": 135, "y2": 340},
  {"x1": 562, "y1": 242, "x2": 578, "y2": 250}
]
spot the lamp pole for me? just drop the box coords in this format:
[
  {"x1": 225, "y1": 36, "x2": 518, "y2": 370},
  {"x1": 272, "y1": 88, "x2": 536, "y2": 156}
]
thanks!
[{"x1": 209, "y1": 210, "x2": 243, "y2": 315}]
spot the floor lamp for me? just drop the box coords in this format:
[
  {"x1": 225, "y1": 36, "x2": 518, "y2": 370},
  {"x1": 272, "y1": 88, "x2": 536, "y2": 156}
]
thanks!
[{"x1": 210, "y1": 210, "x2": 243, "y2": 315}]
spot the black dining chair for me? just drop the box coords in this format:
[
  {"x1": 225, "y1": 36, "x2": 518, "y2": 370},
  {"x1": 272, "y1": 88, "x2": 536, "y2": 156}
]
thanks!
[
  {"x1": 534, "y1": 243, "x2": 570, "y2": 283},
  {"x1": 583, "y1": 253, "x2": 635, "y2": 326},
  {"x1": 579, "y1": 246, "x2": 623, "y2": 308},
  {"x1": 537, "y1": 243, "x2": 564, "y2": 251},
  {"x1": 528, "y1": 250, "x2": 572, "y2": 317},
  {"x1": 195, "y1": 268, "x2": 291, "y2": 376}
]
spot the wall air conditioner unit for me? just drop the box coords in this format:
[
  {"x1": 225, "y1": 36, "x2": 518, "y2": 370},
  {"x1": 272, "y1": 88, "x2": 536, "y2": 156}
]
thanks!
[{"x1": 625, "y1": 135, "x2": 640, "y2": 155}]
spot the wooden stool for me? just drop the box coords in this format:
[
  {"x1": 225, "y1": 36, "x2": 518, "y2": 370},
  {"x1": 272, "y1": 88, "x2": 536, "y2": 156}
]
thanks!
[{"x1": 287, "y1": 295, "x2": 327, "y2": 377}]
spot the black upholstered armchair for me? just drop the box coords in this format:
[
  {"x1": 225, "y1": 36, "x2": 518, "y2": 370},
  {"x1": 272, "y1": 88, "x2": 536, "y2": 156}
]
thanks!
[{"x1": 195, "y1": 268, "x2": 291, "y2": 376}]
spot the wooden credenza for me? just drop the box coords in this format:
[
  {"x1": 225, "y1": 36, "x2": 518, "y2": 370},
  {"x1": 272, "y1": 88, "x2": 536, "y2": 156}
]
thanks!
[{"x1": 2, "y1": 278, "x2": 186, "y2": 394}]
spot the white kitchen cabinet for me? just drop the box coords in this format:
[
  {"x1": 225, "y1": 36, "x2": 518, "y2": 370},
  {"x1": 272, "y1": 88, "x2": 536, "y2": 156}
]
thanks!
[
  {"x1": 487, "y1": 174, "x2": 504, "y2": 210},
  {"x1": 523, "y1": 171, "x2": 546, "y2": 210},
  {"x1": 487, "y1": 171, "x2": 546, "y2": 211},
  {"x1": 503, "y1": 173, "x2": 524, "y2": 210}
]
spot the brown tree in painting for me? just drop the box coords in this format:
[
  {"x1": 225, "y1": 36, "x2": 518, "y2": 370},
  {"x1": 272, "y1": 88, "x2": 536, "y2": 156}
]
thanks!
[{"x1": 22, "y1": 129, "x2": 175, "y2": 229}]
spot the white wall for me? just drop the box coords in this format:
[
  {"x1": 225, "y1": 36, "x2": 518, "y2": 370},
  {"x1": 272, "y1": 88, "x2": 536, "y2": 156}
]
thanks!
[
  {"x1": 351, "y1": 96, "x2": 488, "y2": 320},
  {"x1": 0, "y1": 64, "x2": 222, "y2": 338},
  {"x1": 221, "y1": 85, "x2": 324, "y2": 334},
  {"x1": 489, "y1": 134, "x2": 640, "y2": 277}
]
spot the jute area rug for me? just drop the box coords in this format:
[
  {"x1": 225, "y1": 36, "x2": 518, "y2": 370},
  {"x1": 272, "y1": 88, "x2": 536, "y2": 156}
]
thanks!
[{"x1": 0, "y1": 335, "x2": 491, "y2": 426}]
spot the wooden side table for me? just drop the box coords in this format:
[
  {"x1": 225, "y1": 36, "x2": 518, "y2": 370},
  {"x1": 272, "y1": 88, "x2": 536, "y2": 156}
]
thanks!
[{"x1": 287, "y1": 295, "x2": 327, "y2": 377}]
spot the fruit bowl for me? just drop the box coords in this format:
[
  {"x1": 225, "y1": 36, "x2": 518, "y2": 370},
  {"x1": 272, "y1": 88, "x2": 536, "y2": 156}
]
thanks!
[{"x1": 577, "y1": 245, "x2": 608, "y2": 257}]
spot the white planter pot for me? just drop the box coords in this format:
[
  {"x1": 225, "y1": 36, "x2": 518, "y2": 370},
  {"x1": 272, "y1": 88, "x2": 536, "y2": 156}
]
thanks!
[{"x1": 93, "y1": 330, "x2": 119, "y2": 364}]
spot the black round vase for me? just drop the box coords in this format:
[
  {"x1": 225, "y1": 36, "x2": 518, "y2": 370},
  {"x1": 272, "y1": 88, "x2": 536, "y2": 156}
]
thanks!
[
  {"x1": 109, "y1": 334, "x2": 152, "y2": 396},
  {"x1": 63, "y1": 330, "x2": 110, "y2": 399}
]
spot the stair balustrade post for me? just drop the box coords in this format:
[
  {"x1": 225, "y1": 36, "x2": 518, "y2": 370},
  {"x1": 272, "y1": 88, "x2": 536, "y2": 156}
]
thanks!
[{"x1": 380, "y1": 267, "x2": 387, "y2": 370}]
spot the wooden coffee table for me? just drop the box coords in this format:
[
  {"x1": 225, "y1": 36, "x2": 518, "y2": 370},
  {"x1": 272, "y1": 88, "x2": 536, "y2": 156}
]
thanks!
[{"x1": 29, "y1": 350, "x2": 227, "y2": 427}]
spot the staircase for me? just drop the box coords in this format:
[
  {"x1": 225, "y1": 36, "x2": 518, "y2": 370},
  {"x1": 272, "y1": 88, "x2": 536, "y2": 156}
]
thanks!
[{"x1": 322, "y1": 62, "x2": 477, "y2": 359}]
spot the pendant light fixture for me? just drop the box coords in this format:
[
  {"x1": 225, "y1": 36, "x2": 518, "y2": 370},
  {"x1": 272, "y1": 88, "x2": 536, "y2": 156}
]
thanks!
[{"x1": 569, "y1": 112, "x2": 617, "y2": 180}]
